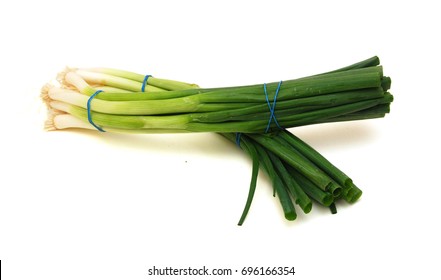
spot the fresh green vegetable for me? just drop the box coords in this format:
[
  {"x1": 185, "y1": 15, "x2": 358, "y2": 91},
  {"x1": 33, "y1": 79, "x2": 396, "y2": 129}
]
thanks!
[
  {"x1": 43, "y1": 57, "x2": 391, "y2": 134},
  {"x1": 41, "y1": 56, "x2": 392, "y2": 224},
  {"x1": 222, "y1": 130, "x2": 361, "y2": 224}
]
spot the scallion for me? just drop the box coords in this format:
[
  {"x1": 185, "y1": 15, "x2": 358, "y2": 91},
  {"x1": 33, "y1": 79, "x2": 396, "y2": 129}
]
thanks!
[{"x1": 41, "y1": 56, "x2": 392, "y2": 224}]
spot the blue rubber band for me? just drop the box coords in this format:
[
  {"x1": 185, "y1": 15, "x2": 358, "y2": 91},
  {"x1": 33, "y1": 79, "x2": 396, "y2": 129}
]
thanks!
[
  {"x1": 235, "y1": 133, "x2": 242, "y2": 147},
  {"x1": 141, "y1": 75, "x2": 151, "y2": 92},
  {"x1": 87, "y1": 90, "x2": 105, "y2": 132},
  {"x1": 264, "y1": 81, "x2": 283, "y2": 133}
]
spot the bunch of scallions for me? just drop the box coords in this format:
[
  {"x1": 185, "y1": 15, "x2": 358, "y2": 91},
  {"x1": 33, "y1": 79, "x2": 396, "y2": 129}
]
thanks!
[{"x1": 41, "y1": 56, "x2": 393, "y2": 225}]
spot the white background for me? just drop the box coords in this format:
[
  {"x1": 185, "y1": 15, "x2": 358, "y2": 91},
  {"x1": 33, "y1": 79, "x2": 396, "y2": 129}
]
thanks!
[{"x1": 1, "y1": 1, "x2": 440, "y2": 279}]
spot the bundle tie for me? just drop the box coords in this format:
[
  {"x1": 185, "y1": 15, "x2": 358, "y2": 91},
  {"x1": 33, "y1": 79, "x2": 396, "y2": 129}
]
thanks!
[
  {"x1": 264, "y1": 81, "x2": 283, "y2": 133},
  {"x1": 141, "y1": 75, "x2": 152, "y2": 92},
  {"x1": 87, "y1": 90, "x2": 105, "y2": 132},
  {"x1": 88, "y1": 73, "x2": 151, "y2": 132},
  {"x1": 235, "y1": 133, "x2": 242, "y2": 147}
]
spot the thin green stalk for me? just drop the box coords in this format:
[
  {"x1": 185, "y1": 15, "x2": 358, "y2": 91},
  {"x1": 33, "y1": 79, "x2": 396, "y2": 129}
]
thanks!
[
  {"x1": 221, "y1": 133, "x2": 260, "y2": 226},
  {"x1": 347, "y1": 182, "x2": 363, "y2": 203},
  {"x1": 93, "y1": 86, "x2": 133, "y2": 93},
  {"x1": 329, "y1": 203, "x2": 338, "y2": 214},
  {"x1": 272, "y1": 95, "x2": 390, "y2": 130},
  {"x1": 341, "y1": 184, "x2": 354, "y2": 203},
  {"x1": 95, "y1": 88, "x2": 203, "y2": 101},
  {"x1": 279, "y1": 130, "x2": 352, "y2": 188},
  {"x1": 311, "y1": 96, "x2": 392, "y2": 124},
  {"x1": 248, "y1": 134, "x2": 333, "y2": 192},
  {"x1": 192, "y1": 88, "x2": 385, "y2": 123},
  {"x1": 381, "y1": 77, "x2": 392, "y2": 91},
  {"x1": 267, "y1": 151, "x2": 312, "y2": 214},
  {"x1": 266, "y1": 132, "x2": 343, "y2": 198},
  {"x1": 75, "y1": 71, "x2": 166, "y2": 93},
  {"x1": 196, "y1": 67, "x2": 383, "y2": 103},
  {"x1": 59, "y1": 103, "x2": 192, "y2": 131},
  {"x1": 284, "y1": 164, "x2": 334, "y2": 207},
  {"x1": 253, "y1": 144, "x2": 297, "y2": 221},
  {"x1": 78, "y1": 68, "x2": 199, "y2": 90},
  {"x1": 320, "y1": 56, "x2": 380, "y2": 74},
  {"x1": 184, "y1": 95, "x2": 391, "y2": 133},
  {"x1": 75, "y1": 70, "x2": 175, "y2": 92},
  {"x1": 319, "y1": 106, "x2": 389, "y2": 123}
]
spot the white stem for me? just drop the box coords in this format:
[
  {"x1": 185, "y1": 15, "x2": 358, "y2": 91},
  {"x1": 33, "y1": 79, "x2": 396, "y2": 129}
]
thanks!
[
  {"x1": 49, "y1": 100, "x2": 72, "y2": 113},
  {"x1": 75, "y1": 70, "x2": 144, "y2": 92},
  {"x1": 48, "y1": 87, "x2": 89, "y2": 109},
  {"x1": 40, "y1": 83, "x2": 53, "y2": 106},
  {"x1": 56, "y1": 67, "x2": 77, "y2": 85},
  {"x1": 75, "y1": 70, "x2": 107, "y2": 84},
  {"x1": 54, "y1": 114, "x2": 94, "y2": 130},
  {"x1": 65, "y1": 72, "x2": 91, "y2": 93},
  {"x1": 45, "y1": 108, "x2": 93, "y2": 131}
]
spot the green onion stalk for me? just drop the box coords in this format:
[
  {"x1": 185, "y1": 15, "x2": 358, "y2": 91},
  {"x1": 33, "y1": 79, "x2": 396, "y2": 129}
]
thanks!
[
  {"x1": 41, "y1": 56, "x2": 392, "y2": 224},
  {"x1": 42, "y1": 56, "x2": 391, "y2": 134}
]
